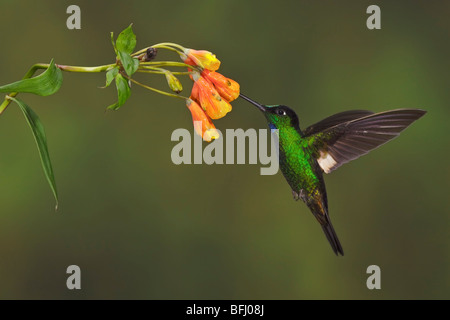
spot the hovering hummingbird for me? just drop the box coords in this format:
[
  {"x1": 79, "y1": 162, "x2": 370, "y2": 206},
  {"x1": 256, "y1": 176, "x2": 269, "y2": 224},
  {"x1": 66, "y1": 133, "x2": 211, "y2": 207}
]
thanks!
[{"x1": 240, "y1": 94, "x2": 426, "y2": 256}]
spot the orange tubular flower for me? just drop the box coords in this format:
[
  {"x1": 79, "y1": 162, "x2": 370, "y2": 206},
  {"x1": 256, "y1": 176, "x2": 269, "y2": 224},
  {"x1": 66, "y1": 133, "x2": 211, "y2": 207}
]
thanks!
[
  {"x1": 202, "y1": 70, "x2": 240, "y2": 102},
  {"x1": 183, "y1": 49, "x2": 221, "y2": 71},
  {"x1": 183, "y1": 56, "x2": 196, "y2": 67},
  {"x1": 191, "y1": 73, "x2": 232, "y2": 120},
  {"x1": 186, "y1": 99, "x2": 219, "y2": 142}
]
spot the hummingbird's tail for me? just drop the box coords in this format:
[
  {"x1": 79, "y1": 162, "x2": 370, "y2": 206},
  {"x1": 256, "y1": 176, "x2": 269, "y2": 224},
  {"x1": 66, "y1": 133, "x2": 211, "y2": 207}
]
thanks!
[
  {"x1": 320, "y1": 219, "x2": 344, "y2": 256},
  {"x1": 307, "y1": 199, "x2": 344, "y2": 256}
]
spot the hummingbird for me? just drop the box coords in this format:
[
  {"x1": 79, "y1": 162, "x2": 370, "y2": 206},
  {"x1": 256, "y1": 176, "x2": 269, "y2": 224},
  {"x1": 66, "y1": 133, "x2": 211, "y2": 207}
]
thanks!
[{"x1": 239, "y1": 94, "x2": 426, "y2": 256}]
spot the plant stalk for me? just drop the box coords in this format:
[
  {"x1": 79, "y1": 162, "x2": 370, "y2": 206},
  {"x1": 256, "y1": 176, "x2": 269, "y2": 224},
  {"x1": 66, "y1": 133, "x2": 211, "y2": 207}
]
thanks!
[{"x1": 0, "y1": 63, "x2": 116, "y2": 114}]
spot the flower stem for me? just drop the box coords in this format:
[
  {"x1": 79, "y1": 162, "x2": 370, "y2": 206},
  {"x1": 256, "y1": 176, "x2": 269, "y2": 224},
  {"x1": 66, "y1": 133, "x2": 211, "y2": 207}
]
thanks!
[
  {"x1": 57, "y1": 64, "x2": 115, "y2": 73},
  {"x1": 0, "y1": 63, "x2": 117, "y2": 115},
  {"x1": 125, "y1": 75, "x2": 189, "y2": 101},
  {"x1": 140, "y1": 61, "x2": 190, "y2": 67},
  {"x1": 140, "y1": 61, "x2": 200, "y2": 72},
  {"x1": 152, "y1": 42, "x2": 186, "y2": 52},
  {"x1": 138, "y1": 68, "x2": 191, "y2": 75},
  {"x1": 151, "y1": 45, "x2": 182, "y2": 54},
  {"x1": 131, "y1": 43, "x2": 186, "y2": 58}
]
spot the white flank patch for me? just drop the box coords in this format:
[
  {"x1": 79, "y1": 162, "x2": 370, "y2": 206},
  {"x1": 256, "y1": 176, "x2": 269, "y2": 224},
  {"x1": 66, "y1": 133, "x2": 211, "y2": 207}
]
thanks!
[{"x1": 317, "y1": 151, "x2": 337, "y2": 174}]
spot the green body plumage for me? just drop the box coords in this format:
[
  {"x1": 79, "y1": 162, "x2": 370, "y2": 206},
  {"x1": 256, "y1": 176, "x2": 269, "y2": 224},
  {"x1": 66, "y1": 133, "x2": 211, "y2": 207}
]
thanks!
[
  {"x1": 240, "y1": 94, "x2": 426, "y2": 256},
  {"x1": 275, "y1": 122, "x2": 321, "y2": 200}
]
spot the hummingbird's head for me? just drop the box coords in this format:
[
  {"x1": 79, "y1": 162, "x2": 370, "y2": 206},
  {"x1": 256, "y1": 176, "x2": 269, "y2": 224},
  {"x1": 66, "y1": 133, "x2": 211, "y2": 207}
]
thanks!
[{"x1": 239, "y1": 94, "x2": 300, "y2": 130}]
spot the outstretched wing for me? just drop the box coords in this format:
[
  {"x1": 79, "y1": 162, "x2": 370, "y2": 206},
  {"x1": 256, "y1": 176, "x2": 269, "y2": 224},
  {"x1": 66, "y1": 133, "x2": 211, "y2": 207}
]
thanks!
[
  {"x1": 304, "y1": 109, "x2": 426, "y2": 174},
  {"x1": 303, "y1": 110, "x2": 374, "y2": 136}
]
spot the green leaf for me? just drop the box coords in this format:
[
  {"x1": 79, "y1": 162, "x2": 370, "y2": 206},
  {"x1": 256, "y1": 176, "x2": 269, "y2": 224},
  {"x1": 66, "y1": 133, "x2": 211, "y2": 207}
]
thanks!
[
  {"x1": 0, "y1": 60, "x2": 63, "y2": 96},
  {"x1": 104, "y1": 67, "x2": 119, "y2": 88},
  {"x1": 112, "y1": 25, "x2": 139, "y2": 76},
  {"x1": 116, "y1": 24, "x2": 136, "y2": 54},
  {"x1": 9, "y1": 97, "x2": 58, "y2": 208},
  {"x1": 118, "y1": 52, "x2": 139, "y2": 76},
  {"x1": 107, "y1": 74, "x2": 131, "y2": 110},
  {"x1": 110, "y1": 31, "x2": 117, "y2": 55},
  {"x1": 130, "y1": 58, "x2": 140, "y2": 74}
]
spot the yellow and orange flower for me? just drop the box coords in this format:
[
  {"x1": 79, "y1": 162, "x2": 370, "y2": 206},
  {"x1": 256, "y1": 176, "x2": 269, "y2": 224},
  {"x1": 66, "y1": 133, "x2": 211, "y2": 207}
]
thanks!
[
  {"x1": 190, "y1": 72, "x2": 232, "y2": 120},
  {"x1": 183, "y1": 49, "x2": 221, "y2": 71},
  {"x1": 186, "y1": 98, "x2": 219, "y2": 142},
  {"x1": 201, "y1": 70, "x2": 240, "y2": 102}
]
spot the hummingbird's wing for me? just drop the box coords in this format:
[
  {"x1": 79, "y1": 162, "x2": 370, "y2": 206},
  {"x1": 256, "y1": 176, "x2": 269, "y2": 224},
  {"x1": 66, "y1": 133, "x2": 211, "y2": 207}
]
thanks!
[
  {"x1": 303, "y1": 110, "x2": 374, "y2": 136},
  {"x1": 304, "y1": 109, "x2": 426, "y2": 174}
]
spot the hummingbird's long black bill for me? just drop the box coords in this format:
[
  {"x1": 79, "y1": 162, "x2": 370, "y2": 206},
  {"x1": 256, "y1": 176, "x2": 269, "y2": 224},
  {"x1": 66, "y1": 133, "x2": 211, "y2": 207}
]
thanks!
[{"x1": 239, "y1": 93, "x2": 267, "y2": 112}]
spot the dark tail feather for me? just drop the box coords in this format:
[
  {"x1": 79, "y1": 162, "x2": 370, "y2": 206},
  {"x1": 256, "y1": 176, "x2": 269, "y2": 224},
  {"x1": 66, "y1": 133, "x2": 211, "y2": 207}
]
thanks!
[
  {"x1": 321, "y1": 220, "x2": 344, "y2": 256},
  {"x1": 307, "y1": 196, "x2": 344, "y2": 256}
]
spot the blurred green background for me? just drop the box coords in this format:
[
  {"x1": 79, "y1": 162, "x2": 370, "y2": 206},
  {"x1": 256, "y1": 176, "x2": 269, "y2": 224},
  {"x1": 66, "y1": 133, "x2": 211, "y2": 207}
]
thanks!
[{"x1": 0, "y1": 0, "x2": 448, "y2": 299}]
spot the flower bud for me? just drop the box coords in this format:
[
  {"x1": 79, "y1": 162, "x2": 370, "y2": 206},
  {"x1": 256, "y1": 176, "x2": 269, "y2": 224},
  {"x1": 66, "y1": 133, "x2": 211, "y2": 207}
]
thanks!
[{"x1": 165, "y1": 71, "x2": 183, "y2": 93}]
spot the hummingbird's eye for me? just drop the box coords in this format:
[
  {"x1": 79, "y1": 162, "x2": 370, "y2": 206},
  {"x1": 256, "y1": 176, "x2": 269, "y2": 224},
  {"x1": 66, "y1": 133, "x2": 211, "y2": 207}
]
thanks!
[{"x1": 276, "y1": 109, "x2": 286, "y2": 116}]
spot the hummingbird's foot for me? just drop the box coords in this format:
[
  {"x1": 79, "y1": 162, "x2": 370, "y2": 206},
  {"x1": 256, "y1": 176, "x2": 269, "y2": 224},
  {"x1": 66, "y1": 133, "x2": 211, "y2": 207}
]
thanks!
[
  {"x1": 299, "y1": 189, "x2": 307, "y2": 202},
  {"x1": 293, "y1": 189, "x2": 307, "y2": 202}
]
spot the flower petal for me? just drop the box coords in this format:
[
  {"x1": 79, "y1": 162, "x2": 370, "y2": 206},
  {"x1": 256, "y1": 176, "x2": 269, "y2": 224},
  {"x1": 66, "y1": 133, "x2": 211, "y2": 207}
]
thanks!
[
  {"x1": 183, "y1": 49, "x2": 221, "y2": 71},
  {"x1": 202, "y1": 70, "x2": 240, "y2": 102},
  {"x1": 186, "y1": 99, "x2": 220, "y2": 142},
  {"x1": 195, "y1": 76, "x2": 232, "y2": 119}
]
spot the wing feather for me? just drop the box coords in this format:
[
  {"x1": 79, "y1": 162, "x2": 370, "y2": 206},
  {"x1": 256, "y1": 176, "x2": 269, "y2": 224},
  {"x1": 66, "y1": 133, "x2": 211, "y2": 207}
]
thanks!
[
  {"x1": 303, "y1": 110, "x2": 374, "y2": 136},
  {"x1": 305, "y1": 109, "x2": 426, "y2": 173}
]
